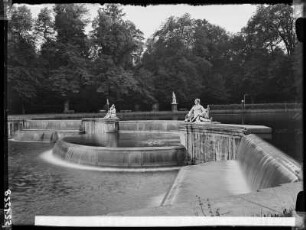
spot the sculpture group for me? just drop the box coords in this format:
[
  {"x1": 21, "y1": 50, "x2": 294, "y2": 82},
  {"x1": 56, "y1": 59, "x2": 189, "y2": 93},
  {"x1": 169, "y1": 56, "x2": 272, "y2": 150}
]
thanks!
[
  {"x1": 104, "y1": 104, "x2": 117, "y2": 119},
  {"x1": 185, "y1": 98, "x2": 212, "y2": 123},
  {"x1": 103, "y1": 96, "x2": 212, "y2": 123}
]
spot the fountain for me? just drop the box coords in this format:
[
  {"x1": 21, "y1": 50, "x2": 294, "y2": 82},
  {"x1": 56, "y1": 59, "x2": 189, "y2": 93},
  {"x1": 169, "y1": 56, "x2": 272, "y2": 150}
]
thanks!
[
  {"x1": 9, "y1": 98, "x2": 303, "y2": 223},
  {"x1": 184, "y1": 98, "x2": 213, "y2": 123},
  {"x1": 52, "y1": 104, "x2": 187, "y2": 168}
]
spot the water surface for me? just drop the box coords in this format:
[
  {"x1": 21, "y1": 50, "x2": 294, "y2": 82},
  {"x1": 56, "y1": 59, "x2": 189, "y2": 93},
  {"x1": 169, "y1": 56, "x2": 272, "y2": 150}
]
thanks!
[{"x1": 8, "y1": 141, "x2": 178, "y2": 225}]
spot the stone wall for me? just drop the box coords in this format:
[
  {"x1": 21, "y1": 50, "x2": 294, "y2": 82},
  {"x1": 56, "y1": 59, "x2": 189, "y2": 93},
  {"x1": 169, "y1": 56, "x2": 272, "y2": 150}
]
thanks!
[
  {"x1": 24, "y1": 119, "x2": 82, "y2": 130},
  {"x1": 7, "y1": 120, "x2": 24, "y2": 138},
  {"x1": 180, "y1": 123, "x2": 248, "y2": 164},
  {"x1": 119, "y1": 120, "x2": 184, "y2": 132},
  {"x1": 82, "y1": 118, "x2": 119, "y2": 134},
  {"x1": 13, "y1": 130, "x2": 80, "y2": 142}
]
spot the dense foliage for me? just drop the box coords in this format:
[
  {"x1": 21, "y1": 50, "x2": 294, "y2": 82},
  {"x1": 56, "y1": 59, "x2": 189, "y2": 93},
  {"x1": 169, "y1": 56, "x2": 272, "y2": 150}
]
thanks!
[{"x1": 7, "y1": 4, "x2": 302, "y2": 114}]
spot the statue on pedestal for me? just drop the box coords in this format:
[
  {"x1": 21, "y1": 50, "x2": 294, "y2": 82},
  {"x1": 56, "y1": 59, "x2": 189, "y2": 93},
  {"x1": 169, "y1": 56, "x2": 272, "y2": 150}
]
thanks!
[
  {"x1": 171, "y1": 91, "x2": 178, "y2": 112},
  {"x1": 185, "y1": 98, "x2": 212, "y2": 123},
  {"x1": 172, "y1": 91, "x2": 177, "y2": 104},
  {"x1": 104, "y1": 104, "x2": 117, "y2": 119}
]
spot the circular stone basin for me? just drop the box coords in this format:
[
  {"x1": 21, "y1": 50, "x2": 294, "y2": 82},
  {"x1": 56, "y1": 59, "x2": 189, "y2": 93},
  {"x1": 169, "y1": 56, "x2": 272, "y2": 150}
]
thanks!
[{"x1": 52, "y1": 132, "x2": 187, "y2": 168}]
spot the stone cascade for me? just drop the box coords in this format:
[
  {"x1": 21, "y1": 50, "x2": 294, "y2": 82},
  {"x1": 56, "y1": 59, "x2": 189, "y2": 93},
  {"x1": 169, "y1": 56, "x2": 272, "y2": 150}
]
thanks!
[
  {"x1": 237, "y1": 134, "x2": 301, "y2": 190},
  {"x1": 179, "y1": 122, "x2": 301, "y2": 190},
  {"x1": 82, "y1": 118, "x2": 119, "y2": 134},
  {"x1": 12, "y1": 119, "x2": 82, "y2": 142},
  {"x1": 119, "y1": 120, "x2": 184, "y2": 132},
  {"x1": 24, "y1": 119, "x2": 82, "y2": 130},
  {"x1": 7, "y1": 120, "x2": 24, "y2": 138},
  {"x1": 47, "y1": 118, "x2": 187, "y2": 169},
  {"x1": 13, "y1": 129, "x2": 80, "y2": 143},
  {"x1": 180, "y1": 123, "x2": 247, "y2": 164},
  {"x1": 53, "y1": 138, "x2": 186, "y2": 168}
]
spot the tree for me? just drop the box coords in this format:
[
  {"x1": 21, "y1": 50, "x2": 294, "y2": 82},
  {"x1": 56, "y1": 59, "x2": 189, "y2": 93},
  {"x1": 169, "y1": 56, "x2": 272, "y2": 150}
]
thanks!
[
  {"x1": 50, "y1": 4, "x2": 92, "y2": 112},
  {"x1": 237, "y1": 4, "x2": 299, "y2": 102},
  {"x1": 34, "y1": 7, "x2": 55, "y2": 44},
  {"x1": 7, "y1": 5, "x2": 42, "y2": 114},
  {"x1": 242, "y1": 4, "x2": 296, "y2": 56},
  {"x1": 141, "y1": 14, "x2": 233, "y2": 108},
  {"x1": 89, "y1": 4, "x2": 145, "y2": 108}
]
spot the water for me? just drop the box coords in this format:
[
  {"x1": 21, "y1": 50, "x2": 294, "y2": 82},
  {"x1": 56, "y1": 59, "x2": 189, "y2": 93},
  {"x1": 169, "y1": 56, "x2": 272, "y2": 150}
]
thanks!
[
  {"x1": 166, "y1": 160, "x2": 252, "y2": 206},
  {"x1": 63, "y1": 131, "x2": 182, "y2": 148},
  {"x1": 8, "y1": 141, "x2": 178, "y2": 225},
  {"x1": 121, "y1": 111, "x2": 303, "y2": 162},
  {"x1": 8, "y1": 111, "x2": 302, "y2": 224},
  {"x1": 237, "y1": 135, "x2": 301, "y2": 190},
  {"x1": 9, "y1": 141, "x2": 256, "y2": 225}
]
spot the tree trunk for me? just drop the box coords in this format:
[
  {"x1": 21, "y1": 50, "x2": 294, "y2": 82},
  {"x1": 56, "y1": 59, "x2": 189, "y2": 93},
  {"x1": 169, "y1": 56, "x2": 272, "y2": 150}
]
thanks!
[
  {"x1": 251, "y1": 96, "x2": 255, "y2": 104},
  {"x1": 21, "y1": 101, "x2": 25, "y2": 114},
  {"x1": 63, "y1": 99, "x2": 70, "y2": 113}
]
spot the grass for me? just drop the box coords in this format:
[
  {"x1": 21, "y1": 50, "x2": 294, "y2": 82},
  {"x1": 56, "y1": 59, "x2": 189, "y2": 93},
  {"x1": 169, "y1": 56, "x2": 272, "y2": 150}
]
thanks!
[
  {"x1": 194, "y1": 194, "x2": 295, "y2": 217},
  {"x1": 194, "y1": 195, "x2": 229, "y2": 217}
]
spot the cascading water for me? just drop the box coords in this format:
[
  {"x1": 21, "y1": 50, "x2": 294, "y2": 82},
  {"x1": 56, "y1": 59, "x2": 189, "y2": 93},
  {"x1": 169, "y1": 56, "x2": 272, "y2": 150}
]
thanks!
[
  {"x1": 237, "y1": 134, "x2": 301, "y2": 190},
  {"x1": 24, "y1": 119, "x2": 82, "y2": 130},
  {"x1": 52, "y1": 132, "x2": 187, "y2": 168}
]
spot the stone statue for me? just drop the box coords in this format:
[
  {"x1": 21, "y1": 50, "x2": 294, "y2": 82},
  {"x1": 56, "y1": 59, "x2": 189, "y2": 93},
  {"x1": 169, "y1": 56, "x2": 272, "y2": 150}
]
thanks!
[
  {"x1": 172, "y1": 91, "x2": 177, "y2": 104},
  {"x1": 104, "y1": 104, "x2": 117, "y2": 119},
  {"x1": 185, "y1": 98, "x2": 212, "y2": 123}
]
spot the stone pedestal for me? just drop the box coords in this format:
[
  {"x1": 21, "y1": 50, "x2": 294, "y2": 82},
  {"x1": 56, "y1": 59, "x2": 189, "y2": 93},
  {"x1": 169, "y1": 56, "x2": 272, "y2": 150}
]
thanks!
[
  {"x1": 152, "y1": 103, "x2": 159, "y2": 112},
  {"x1": 171, "y1": 103, "x2": 178, "y2": 112},
  {"x1": 82, "y1": 118, "x2": 119, "y2": 134}
]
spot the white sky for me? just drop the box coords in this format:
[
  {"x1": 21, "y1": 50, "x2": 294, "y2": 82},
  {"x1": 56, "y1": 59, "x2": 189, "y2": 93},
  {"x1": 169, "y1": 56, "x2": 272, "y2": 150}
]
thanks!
[{"x1": 21, "y1": 3, "x2": 258, "y2": 41}]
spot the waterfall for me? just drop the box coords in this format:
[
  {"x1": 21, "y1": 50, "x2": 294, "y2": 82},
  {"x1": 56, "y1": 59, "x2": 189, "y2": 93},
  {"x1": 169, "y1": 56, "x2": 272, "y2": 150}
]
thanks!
[
  {"x1": 24, "y1": 120, "x2": 81, "y2": 130},
  {"x1": 237, "y1": 134, "x2": 301, "y2": 190},
  {"x1": 52, "y1": 137, "x2": 186, "y2": 168}
]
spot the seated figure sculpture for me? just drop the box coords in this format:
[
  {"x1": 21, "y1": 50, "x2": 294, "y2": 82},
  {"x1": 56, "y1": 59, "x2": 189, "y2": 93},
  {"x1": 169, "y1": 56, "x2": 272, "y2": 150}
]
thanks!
[
  {"x1": 104, "y1": 104, "x2": 117, "y2": 119},
  {"x1": 185, "y1": 98, "x2": 212, "y2": 123}
]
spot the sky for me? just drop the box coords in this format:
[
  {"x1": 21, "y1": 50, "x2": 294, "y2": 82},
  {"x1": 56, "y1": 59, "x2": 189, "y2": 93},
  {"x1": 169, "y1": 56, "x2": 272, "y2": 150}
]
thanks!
[{"x1": 21, "y1": 3, "x2": 259, "y2": 41}]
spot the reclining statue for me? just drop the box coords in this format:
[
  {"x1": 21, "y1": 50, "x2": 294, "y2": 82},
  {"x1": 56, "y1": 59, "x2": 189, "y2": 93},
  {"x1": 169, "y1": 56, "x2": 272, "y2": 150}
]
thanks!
[
  {"x1": 104, "y1": 104, "x2": 117, "y2": 119},
  {"x1": 185, "y1": 98, "x2": 212, "y2": 123}
]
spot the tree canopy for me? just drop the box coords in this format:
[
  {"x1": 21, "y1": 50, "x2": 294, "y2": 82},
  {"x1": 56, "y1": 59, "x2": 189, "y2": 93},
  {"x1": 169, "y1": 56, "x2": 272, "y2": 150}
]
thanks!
[{"x1": 7, "y1": 4, "x2": 301, "y2": 114}]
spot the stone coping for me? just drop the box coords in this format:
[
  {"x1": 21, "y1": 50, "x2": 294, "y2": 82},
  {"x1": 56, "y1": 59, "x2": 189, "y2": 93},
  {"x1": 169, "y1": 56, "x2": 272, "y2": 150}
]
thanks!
[
  {"x1": 119, "y1": 120, "x2": 184, "y2": 123},
  {"x1": 82, "y1": 118, "x2": 119, "y2": 122},
  {"x1": 180, "y1": 123, "x2": 272, "y2": 135},
  {"x1": 7, "y1": 108, "x2": 301, "y2": 120},
  {"x1": 20, "y1": 129, "x2": 80, "y2": 132},
  {"x1": 220, "y1": 124, "x2": 272, "y2": 134},
  {"x1": 180, "y1": 123, "x2": 249, "y2": 136}
]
